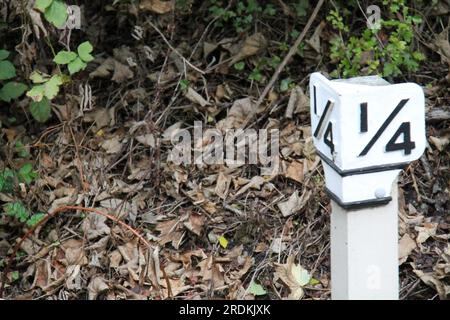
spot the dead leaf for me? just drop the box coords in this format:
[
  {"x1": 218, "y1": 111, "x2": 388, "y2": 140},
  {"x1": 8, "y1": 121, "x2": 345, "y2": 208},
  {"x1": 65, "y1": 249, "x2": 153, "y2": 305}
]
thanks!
[
  {"x1": 183, "y1": 212, "x2": 205, "y2": 236},
  {"x1": 88, "y1": 277, "x2": 109, "y2": 300},
  {"x1": 139, "y1": 0, "x2": 174, "y2": 14},
  {"x1": 90, "y1": 58, "x2": 134, "y2": 83},
  {"x1": 61, "y1": 239, "x2": 88, "y2": 266},
  {"x1": 215, "y1": 172, "x2": 231, "y2": 199},
  {"x1": 434, "y1": 28, "x2": 450, "y2": 65},
  {"x1": 216, "y1": 98, "x2": 256, "y2": 131},
  {"x1": 429, "y1": 135, "x2": 450, "y2": 152},
  {"x1": 136, "y1": 133, "x2": 156, "y2": 147},
  {"x1": 185, "y1": 87, "x2": 210, "y2": 107},
  {"x1": 415, "y1": 222, "x2": 438, "y2": 245},
  {"x1": 277, "y1": 190, "x2": 311, "y2": 217},
  {"x1": 398, "y1": 233, "x2": 417, "y2": 265},
  {"x1": 413, "y1": 266, "x2": 450, "y2": 299},
  {"x1": 284, "y1": 160, "x2": 304, "y2": 183},
  {"x1": 82, "y1": 213, "x2": 111, "y2": 240},
  {"x1": 101, "y1": 136, "x2": 123, "y2": 154},
  {"x1": 229, "y1": 33, "x2": 268, "y2": 66},
  {"x1": 285, "y1": 86, "x2": 309, "y2": 118},
  {"x1": 270, "y1": 237, "x2": 287, "y2": 254},
  {"x1": 274, "y1": 256, "x2": 311, "y2": 300},
  {"x1": 305, "y1": 21, "x2": 325, "y2": 53}
]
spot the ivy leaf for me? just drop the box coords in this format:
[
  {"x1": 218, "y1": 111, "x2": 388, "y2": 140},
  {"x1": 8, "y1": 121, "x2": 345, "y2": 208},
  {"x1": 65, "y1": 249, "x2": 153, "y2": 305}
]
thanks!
[
  {"x1": 0, "y1": 82, "x2": 28, "y2": 102},
  {"x1": 248, "y1": 281, "x2": 267, "y2": 296},
  {"x1": 44, "y1": 74, "x2": 63, "y2": 100},
  {"x1": 53, "y1": 50, "x2": 77, "y2": 64},
  {"x1": 0, "y1": 60, "x2": 16, "y2": 80},
  {"x1": 68, "y1": 57, "x2": 87, "y2": 75},
  {"x1": 26, "y1": 213, "x2": 46, "y2": 227},
  {"x1": 35, "y1": 0, "x2": 53, "y2": 12},
  {"x1": 26, "y1": 84, "x2": 46, "y2": 102},
  {"x1": 30, "y1": 97, "x2": 52, "y2": 123},
  {"x1": 77, "y1": 41, "x2": 94, "y2": 62},
  {"x1": 44, "y1": 0, "x2": 68, "y2": 28},
  {"x1": 0, "y1": 49, "x2": 9, "y2": 61}
]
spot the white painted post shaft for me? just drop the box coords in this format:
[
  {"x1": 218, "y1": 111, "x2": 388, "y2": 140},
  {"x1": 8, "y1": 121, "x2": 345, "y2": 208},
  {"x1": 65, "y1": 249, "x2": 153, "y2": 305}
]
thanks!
[{"x1": 330, "y1": 180, "x2": 399, "y2": 300}]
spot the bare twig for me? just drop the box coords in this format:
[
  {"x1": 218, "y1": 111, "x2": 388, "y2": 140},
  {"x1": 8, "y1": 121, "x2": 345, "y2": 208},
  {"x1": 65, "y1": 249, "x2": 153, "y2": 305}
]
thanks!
[
  {"x1": 242, "y1": 0, "x2": 325, "y2": 128},
  {"x1": 145, "y1": 18, "x2": 205, "y2": 75},
  {"x1": 0, "y1": 206, "x2": 152, "y2": 298}
]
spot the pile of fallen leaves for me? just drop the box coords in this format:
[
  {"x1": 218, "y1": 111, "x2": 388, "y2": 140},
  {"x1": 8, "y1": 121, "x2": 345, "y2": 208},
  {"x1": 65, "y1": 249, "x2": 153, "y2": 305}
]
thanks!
[{"x1": 0, "y1": 0, "x2": 449, "y2": 300}]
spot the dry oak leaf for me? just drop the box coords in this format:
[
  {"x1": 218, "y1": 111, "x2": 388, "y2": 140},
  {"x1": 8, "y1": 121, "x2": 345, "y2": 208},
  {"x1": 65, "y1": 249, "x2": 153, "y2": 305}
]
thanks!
[
  {"x1": 88, "y1": 277, "x2": 110, "y2": 300},
  {"x1": 398, "y1": 233, "x2": 417, "y2": 265},
  {"x1": 274, "y1": 256, "x2": 311, "y2": 300},
  {"x1": 139, "y1": 0, "x2": 174, "y2": 14},
  {"x1": 228, "y1": 33, "x2": 268, "y2": 66}
]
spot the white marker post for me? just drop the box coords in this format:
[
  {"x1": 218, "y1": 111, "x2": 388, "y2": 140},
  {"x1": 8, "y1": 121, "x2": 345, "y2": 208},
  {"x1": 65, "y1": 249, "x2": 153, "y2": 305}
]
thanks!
[{"x1": 309, "y1": 73, "x2": 426, "y2": 299}]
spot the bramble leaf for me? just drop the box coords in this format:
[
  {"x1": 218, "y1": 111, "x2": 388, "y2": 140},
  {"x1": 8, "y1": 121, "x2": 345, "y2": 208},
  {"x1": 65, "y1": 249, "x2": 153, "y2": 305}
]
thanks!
[
  {"x1": 0, "y1": 60, "x2": 16, "y2": 80},
  {"x1": 77, "y1": 41, "x2": 94, "y2": 62},
  {"x1": 68, "y1": 57, "x2": 87, "y2": 75},
  {"x1": 53, "y1": 50, "x2": 77, "y2": 64},
  {"x1": 0, "y1": 49, "x2": 10, "y2": 61},
  {"x1": 30, "y1": 97, "x2": 52, "y2": 122},
  {"x1": 0, "y1": 82, "x2": 27, "y2": 102},
  {"x1": 44, "y1": 0, "x2": 68, "y2": 28},
  {"x1": 35, "y1": 0, "x2": 53, "y2": 12}
]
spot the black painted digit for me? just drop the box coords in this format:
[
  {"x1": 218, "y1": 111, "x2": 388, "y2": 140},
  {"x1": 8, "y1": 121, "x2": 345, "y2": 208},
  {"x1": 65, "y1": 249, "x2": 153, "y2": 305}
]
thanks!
[
  {"x1": 313, "y1": 85, "x2": 317, "y2": 115},
  {"x1": 360, "y1": 102, "x2": 368, "y2": 133},
  {"x1": 324, "y1": 122, "x2": 335, "y2": 153},
  {"x1": 385, "y1": 122, "x2": 415, "y2": 155}
]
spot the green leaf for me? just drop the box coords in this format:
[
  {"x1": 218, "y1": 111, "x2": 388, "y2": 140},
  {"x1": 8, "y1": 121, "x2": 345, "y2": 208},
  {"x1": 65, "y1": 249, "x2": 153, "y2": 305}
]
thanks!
[
  {"x1": 0, "y1": 49, "x2": 10, "y2": 61},
  {"x1": 218, "y1": 235, "x2": 228, "y2": 249},
  {"x1": 68, "y1": 57, "x2": 87, "y2": 75},
  {"x1": 15, "y1": 141, "x2": 30, "y2": 158},
  {"x1": 0, "y1": 60, "x2": 16, "y2": 80},
  {"x1": 4, "y1": 202, "x2": 30, "y2": 223},
  {"x1": 280, "y1": 78, "x2": 292, "y2": 92},
  {"x1": 0, "y1": 82, "x2": 27, "y2": 102},
  {"x1": 30, "y1": 70, "x2": 50, "y2": 84},
  {"x1": 233, "y1": 61, "x2": 245, "y2": 71},
  {"x1": 44, "y1": 74, "x2": 63, "y2": 100},
  {"x1": 53, "y1": 50, "x2": 77, "y2": 64},
  {"x1": 35, "y1": 0, "x2": 53, "y2": 12},
  {"x1": 18, "y1": 163, "x2": 38, "y2": 185},
  {"x1": 11, "y1": 271, "x2": 20, "y2": 282},
  {"x1": 0, "y1": 169, "x2": 15, "y2": 193},
  {"x1": 30, "y1": 97, "x2": 52, "y2": 122},
  {"x1": 77, "y1": 41, "x2": 94, "y2": 62},
  {"x1": 27, "y1": 84, "x2": 46, "y2": 102},
  {"x1": 26, "y1": 213, "x2": 46, "y2": 227},
  {"x1": 44, "y1": 0, "x2": 68, "y2": 28},
  {"x1": 179, "y1": 79, "x2": 189, "y2": 91},
  {"x1": 309, "y1": 278, "x2": 320, "y2": 286},
  {"x1": 248, "y1": 281, "x2": 267, "y2": 296}
]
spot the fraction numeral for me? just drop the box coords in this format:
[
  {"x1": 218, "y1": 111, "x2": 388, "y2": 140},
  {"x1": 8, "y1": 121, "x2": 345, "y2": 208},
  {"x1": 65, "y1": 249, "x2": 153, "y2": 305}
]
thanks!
[
  {"x1": 385, "y1": 122, "x2": 415, "y2": 155},
  {"x1": 324, "y1": 122, "x2": 335, "y2": 153},
  {"x1": 359, "y1": 98, "x2": 409, "y2": 156}
]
